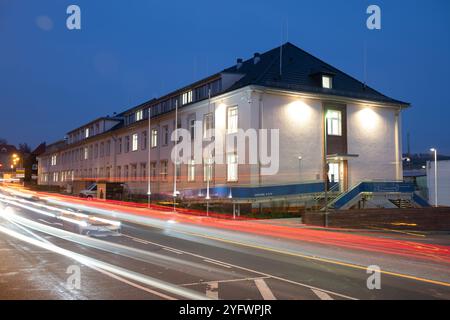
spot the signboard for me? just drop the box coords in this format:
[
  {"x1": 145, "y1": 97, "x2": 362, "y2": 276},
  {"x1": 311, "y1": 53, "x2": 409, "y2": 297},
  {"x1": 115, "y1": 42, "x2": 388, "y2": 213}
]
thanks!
[{"x1": 16, "y1": 168, "x2": 25, "y2": 178}]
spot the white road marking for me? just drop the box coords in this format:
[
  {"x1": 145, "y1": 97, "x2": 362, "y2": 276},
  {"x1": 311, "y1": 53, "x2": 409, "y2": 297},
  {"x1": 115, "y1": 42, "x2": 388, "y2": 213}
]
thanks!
[
  {"x1": 203, "y1": 259, "x2": 232, "y2": 269},
  {"x1": 163, "y1": 247, "x2": 183, "y2": 255},
  {"x1": 206, "y1": 282, "x2": 219, "y2": 300},
  {"x1": 312, "y1": 289, "x2": 334, "y2": 300},
  {"x1": 90, "y1": 265, "x2": 177, "y2": 300},
  {"x1": 120, "y1": 233, "x2": 357, "y2": 300},
  {"x1": 182, "y1": 276, "x2": 271, "y2": 287},
  {"x1": 254, "y1": 278, "x2": 277, "y2": 300}
]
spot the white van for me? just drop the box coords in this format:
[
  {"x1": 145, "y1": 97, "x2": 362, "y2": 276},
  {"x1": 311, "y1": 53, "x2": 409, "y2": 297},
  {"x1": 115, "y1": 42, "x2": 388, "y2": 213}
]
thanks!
[{"x1": 79, "y1": 183, "x2": 97, "y2": 199}]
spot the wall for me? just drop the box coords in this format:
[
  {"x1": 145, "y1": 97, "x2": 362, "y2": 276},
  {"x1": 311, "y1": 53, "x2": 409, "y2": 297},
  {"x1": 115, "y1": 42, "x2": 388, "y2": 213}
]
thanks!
[
  {"x1": 347, "y1": 104, "x2": 401, "y2": 187},
  {"x1": 427, "y1": 160, "x2": 450, "y2": 206}
]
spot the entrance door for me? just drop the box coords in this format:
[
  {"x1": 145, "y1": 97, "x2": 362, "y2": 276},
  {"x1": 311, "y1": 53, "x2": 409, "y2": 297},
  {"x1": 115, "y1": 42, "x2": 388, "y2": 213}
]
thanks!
[{"x1": 328, "y1": 161, "x2": 348, "y2": 192}]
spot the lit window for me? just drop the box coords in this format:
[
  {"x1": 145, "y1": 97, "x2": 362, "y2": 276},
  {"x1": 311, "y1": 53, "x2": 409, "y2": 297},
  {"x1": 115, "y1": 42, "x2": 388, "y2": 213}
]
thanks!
[
  {"x1": 151, "y1": 129, "x2": 158, "y2": 148},
  {"x1": 227, "y1": 154, "x2": 238, "y2": 182},
  {"x1": 85, "y1": 128, "x2": 89, "y2": 138},
  {"x1": 322, "y1": 75, "x2": 332, "y2": 89},
  {"x1": 326, "y1": 110, "x2": 342, "y2": 136},
  {"x1": 132, "y1": 133, "x2": 138, "y2": 151},
  {"x1": 203, "y1": 112, "x2": 214, "y2": 139},
  {"x1": 51, "y1": 155, "x2": 57, "y2": 166},
  {"x1": 328, "y1": 162, "x2": 340, "y2": 183},
  {"x1": 136, "y1": 110, "x2": 143, "y2": 121},
  {"x1": 84, "y1": 147, "x2": 88, "y2": 160},
  {"x1": 182, "y1": 91, "x2": 193, "y2": 105},
  {"x1": 227, "y1": 106, "x2": 238, "y2": 134},
  {"x1": 188, "y1": 160, "x2": 195, "y2": 182}
]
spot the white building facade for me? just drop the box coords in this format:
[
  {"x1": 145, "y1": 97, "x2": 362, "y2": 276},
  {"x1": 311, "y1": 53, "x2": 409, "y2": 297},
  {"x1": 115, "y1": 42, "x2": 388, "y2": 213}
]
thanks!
[{"x1": 38, "y1": 43, "x2": 412, "y2": 209}]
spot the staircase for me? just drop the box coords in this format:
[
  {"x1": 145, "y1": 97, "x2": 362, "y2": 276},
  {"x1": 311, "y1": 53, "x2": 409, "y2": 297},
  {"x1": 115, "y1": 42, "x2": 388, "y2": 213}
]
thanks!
[{"x1": 389, "y1": 199, "x2": 415, "y2": 209}]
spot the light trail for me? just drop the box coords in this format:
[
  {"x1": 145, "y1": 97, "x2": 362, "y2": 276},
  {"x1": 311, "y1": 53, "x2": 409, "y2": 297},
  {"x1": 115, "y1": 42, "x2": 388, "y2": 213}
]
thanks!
[{"x1": 0, "y1": 208, "x2": 210, "y2": 300}]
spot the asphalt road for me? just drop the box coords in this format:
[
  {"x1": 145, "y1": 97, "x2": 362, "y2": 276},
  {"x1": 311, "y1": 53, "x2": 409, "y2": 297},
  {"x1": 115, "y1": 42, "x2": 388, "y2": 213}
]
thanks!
[{"x1": 0, "y1": 188, "x2": 449, "y2": 300}]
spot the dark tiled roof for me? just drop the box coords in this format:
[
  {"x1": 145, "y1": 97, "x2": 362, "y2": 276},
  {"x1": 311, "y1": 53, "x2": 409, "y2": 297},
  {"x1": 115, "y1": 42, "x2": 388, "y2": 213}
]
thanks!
[{"x1": 222, "y1": 42, "x2": 409, "y2": 106}]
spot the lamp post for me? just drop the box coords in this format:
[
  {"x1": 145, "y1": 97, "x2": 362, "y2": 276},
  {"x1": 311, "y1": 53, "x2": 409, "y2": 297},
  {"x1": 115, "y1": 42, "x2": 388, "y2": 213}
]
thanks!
[
  {"x1": 430, "y1": 148, "x2": 438, "y2": 207},
  {"x1": 147, "y1": 107, "x2": 152, "y2": 208}
]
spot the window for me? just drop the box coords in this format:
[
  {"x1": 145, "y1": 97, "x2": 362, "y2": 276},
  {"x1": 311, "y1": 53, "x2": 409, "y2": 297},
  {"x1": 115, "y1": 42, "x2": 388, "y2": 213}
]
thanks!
[
  {"x1": 188, "y1": 160, "x2": 195, "y2": 182},
  {"x1": 175, "y1": 163, "x2": 181, "y2": 181},
  {"x1": 328, "y1": 162, "x2": 340, "y2": 183},
  {"x1": 131, "y1": 164, "x2": 137, "y2": 180},
  {"x1": 125, "y1": 136, "x2": 130, "y2": 153},
  {"x1": 51, "y1": 155, "x2": 57, "y2": 166},
  {"x1": 94, "y1": 144, "x2": 99, "y2": 158},
  {"x1": 322, "y1": 75, "x2": 332, "y2": 89},
  {"x1": 106, "y1": 140, "x2": 111, "y2": 156},
  {"x1": 140, "y1": 163, "x2": 147, "y2": 178},
  {"x1": 227, "y1": 154, "x2": 238, "y2": 182},
  {"x1": 160, "y1": 161, "x2": 168, "y2": 180},
  {"x1": 85, "y1": 128, "x2": 89, "y2": 138},
  {"x1": 142, "y1": 131, "x2": 147, "y2": 150},
  {"x1": 136, "y1": 109, "x2": 143, "y2": 121},
  {"x1": 326, "y1": 110, "x2": 342, "y2": 136},
  {"x1": 203, "y1": 112, "x2": 214, "y2": 139},
  {"x1": 182, "y1": 91, "x2": 193, "y2": 105},
  {"x1": 151, "y1": 129, "x2": 158, "y2": 148},
  {"x1": 189, "y1": 117, "x2": 195, "y2": 140},
  {"x1": 100, "y1": 142, "x2": 105, "y2": 157},
  {"x1": 124, "y1": 165, "x2": 129, "y2": 180},
  {"x1": 117, "y1": 138, "x2": 122, "y2": 154},
  {"x1": 162, "y1": 125, "x2": 169, "y2": 146},
  {"x1": 84, "y1": 147, "x2": 88, "y2": 160},
  {"x1": 227, "y1": 106, "x2": 238, "y2": 134},
  {"x1": 150, "y1": 162, "x2": 157, "y2": 179},
  {"x1": 116, "y1": 166, "x2": 121, "y2": 180},
  {"x1": 132, "y1": 133, "x2": 138, "y2": 151}
]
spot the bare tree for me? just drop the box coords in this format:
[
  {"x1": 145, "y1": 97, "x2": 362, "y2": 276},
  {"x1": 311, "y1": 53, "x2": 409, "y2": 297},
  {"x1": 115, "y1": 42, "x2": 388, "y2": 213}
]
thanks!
[{"x1": 18, "y1": 143, "x2": 32, "y2": 154}]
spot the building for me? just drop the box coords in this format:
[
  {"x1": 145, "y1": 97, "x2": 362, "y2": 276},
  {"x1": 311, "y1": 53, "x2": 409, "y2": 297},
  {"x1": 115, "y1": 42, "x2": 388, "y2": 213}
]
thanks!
[
  {"x1": 427, "y1": 160, "x2": 450, "y2": 207},
  {"x1": 37, "y1": 42, "x2": 427, "y2": 211}
]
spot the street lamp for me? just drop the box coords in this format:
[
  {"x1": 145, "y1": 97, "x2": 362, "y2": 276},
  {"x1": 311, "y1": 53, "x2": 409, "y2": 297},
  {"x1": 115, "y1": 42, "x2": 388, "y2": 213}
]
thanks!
[{"x1": 430, "y1": 148, "x2": 438, "y2": 207}]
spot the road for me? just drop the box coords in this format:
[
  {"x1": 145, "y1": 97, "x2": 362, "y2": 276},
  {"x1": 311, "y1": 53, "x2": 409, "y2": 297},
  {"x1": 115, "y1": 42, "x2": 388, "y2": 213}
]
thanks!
[{"x1": 0, "y1": 186, "x2": 449, "y2": 300}]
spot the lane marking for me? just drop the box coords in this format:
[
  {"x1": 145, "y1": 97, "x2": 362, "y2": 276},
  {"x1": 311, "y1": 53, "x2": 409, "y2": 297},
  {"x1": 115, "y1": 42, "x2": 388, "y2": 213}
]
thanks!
[
  {"x1": 163, "y1": 248, "x2": 184, "y2": 255},
  {"x1": 254, "y1": 278, "x2": 277, "y2": 300},
  {"x1": 203, "y1": 259, "x2": 232, "y2": 269},
  {"x1": 206, "y1": 282, "x2": 219, "y2": 300},
  {"x1": 165, "y1": 229, "x2": 450, "y2": 289},
  {"x1": 90, "y1": 265, "x2": 177, "y2": 300},
  {"x1": 119, "y1": 232, "x2": 357, "y2": 300},
  {"x1": 312, "y1": 289, "x2": 334, "y2": 300},
  {"x1": 182, "y1": 276, "x2": 271, "y2": 286}
]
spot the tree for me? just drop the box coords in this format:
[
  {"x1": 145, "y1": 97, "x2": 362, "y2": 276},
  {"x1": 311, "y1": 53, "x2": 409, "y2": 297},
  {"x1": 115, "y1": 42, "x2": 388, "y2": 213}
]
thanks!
[{"x1": 18, "y1": 143, "x2": 32, "y2": 154}]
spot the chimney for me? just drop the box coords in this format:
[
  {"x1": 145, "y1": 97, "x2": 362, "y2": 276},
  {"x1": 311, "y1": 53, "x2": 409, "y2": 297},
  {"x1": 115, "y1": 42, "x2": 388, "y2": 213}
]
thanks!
[
  {"x1": 253, "y1": 52, "x2": 261, "y2": 64},
  {"x1": 236, "y1": 58, "x2": 243, "y2": 69}
]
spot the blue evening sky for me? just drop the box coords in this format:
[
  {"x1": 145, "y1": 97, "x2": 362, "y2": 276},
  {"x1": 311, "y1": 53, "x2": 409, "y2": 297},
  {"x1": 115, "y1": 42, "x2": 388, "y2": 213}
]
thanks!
[{"x1": 0, "y1": 0, "x2": 449, "y2": 153}]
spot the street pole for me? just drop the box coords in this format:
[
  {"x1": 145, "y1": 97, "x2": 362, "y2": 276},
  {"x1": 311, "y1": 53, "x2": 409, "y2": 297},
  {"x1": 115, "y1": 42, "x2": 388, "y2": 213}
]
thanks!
[
  {"x1": 173, "y1": 100, "x2": 179, "y2": 212},
  {"x1": 431, "y1": 148, "x2": 438, "y2": 207},
  {"x1": 323, "y1": 109, "x2": 329, "y2": 227},
  {"x1": 205, "y1": 89, "x2": 212, "y2": 217},
  {"x1": 147, "y1": 107, "x2": 151, "y2": 208}
]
